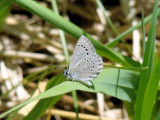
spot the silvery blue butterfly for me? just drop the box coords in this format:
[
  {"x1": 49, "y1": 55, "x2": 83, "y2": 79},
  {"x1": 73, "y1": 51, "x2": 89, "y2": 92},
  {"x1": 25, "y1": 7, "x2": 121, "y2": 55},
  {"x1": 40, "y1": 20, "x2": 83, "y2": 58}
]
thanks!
[{"x1": 64, "y1": 35, "x2": 103, "y2": 86}]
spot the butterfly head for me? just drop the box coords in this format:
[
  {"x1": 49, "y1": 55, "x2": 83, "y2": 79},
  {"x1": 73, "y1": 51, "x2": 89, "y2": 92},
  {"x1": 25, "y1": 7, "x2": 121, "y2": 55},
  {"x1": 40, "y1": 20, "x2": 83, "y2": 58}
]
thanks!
[
  {"x1": 63, "y1": 69, "x2": 74, "y2": 80},
  {"x1": 63, "y1": 69, "x2": 69, "y2": 77}
]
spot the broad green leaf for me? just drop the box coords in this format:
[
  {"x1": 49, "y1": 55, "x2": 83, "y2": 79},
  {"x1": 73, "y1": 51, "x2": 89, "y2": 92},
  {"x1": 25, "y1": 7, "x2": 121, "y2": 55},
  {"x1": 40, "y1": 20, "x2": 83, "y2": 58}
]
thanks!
[{"x1": 0, "y1": 68, "x2": 139, "y2": 118}]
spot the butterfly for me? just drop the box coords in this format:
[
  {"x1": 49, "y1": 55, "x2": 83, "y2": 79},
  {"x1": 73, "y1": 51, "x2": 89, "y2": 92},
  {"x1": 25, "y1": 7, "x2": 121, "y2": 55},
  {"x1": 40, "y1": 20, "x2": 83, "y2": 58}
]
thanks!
[{"x1": 63, "y1": 35, "x2": 103, "y2": 86}]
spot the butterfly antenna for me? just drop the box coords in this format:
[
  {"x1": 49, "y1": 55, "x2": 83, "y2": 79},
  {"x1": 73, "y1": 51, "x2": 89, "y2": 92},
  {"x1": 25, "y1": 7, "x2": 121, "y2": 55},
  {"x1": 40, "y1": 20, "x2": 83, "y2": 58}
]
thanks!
[{"x1": 48, "y1": 64, "x2": 65, "y2": 71}]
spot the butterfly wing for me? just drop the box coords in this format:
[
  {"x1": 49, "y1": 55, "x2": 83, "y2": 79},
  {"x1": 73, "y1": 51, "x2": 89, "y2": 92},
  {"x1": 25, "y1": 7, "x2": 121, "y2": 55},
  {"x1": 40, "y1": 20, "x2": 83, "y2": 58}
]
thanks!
[
  {"x1": 68, "y1": 36, "x2": 103, "y2": 86},
  {"x1": 70, "y1": 54, "x2": 103, "y2": 86},
  {"x1": 69, "y1": 35, "x2": 95, "y2": 69}
]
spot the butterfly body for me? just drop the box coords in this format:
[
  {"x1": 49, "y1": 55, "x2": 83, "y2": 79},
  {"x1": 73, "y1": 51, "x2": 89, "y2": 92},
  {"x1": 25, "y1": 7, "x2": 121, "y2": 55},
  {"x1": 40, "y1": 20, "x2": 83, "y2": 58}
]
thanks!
[{"x1": 64, "y1": 35, "x2": 103, "y2": 86}]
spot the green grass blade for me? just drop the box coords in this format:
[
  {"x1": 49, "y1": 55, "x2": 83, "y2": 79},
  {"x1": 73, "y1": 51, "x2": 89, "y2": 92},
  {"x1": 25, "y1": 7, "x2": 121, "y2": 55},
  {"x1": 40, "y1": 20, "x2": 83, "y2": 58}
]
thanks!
[
  {"x1": 105, "y1": 8, "x2": 160, "y2": 48},
  {"x1": 149, "y1": 87, "x2": 160, "y2": 119},
  {"x1": 0, "y1": 68, "x2": 139, "y2": 118},
  {"x1": 154, "y1": 94, "x2": 160, "y2": 120},
  {"x1": 51, "y1": 0, "x2": 78, "y2": 119},
  {"x1": 13, "y1": 0, "x2": 139, "y2": 67},
  {"x1": 141, "y1": 11, "x2": 146, "y2": 57},
  {"x1": 51, "y1": 0, "x2": 69, "y2": 64},
  {"x1": 95, "y1": 0, "x2": 119, "y2": 35},
  {"x1": 23, "y1": 74, "x2": 64, "y2": 120},
  {"x1": 155, "y1": 110, "x2": 160, "y2": 120},
  {"x1": 154, "y1": 89, "x2": 160, "y2": 120},
  {"x1": 134, "y1": 0, "x2": 159, "y2": 119},
  {"x1": 141, "y1": 58, "x2": 160, "y2": 120},
  {"x1": 123, "y1": 102, "x2": 134, "y2": 120},
  {"x1": 13, "y1": 0, "x2": 83, "y2": 38},
  {"x1": 72, "y1": 90, "x2": 79, "y2": 120},
  {"x1": 104, "y1": 64, "x2": 147, "y2": 71},
  {"x1": 0, "y1": 0, "x2": 11, "y2": 32},
  {"x1": 94, "y1": 0, "x2": 134, "y2": 57}
]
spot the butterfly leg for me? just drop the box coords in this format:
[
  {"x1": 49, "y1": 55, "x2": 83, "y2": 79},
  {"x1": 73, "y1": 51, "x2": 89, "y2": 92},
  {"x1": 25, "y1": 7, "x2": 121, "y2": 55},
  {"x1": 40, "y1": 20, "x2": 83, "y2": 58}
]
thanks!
[
  {"x1": 67, "y1": 76, "x2": 70, "y2": 81},
  {"x1": 81, "y1": 80, "x2": 92, "y2": 86}
]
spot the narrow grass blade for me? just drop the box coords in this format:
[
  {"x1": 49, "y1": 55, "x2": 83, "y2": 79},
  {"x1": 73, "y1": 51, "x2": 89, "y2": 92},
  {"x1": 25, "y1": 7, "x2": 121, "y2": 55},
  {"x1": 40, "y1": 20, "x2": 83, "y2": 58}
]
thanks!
[
  {"x1": 94, "y1": 0, "x2": 134, "y2": 58},
  {"x1": 51, "y1": 0, "x2": 78, "y2": 119},
  {"x1": 141, "y1": 58, "x2": 160, "y2": 120},
  {"x1": 141, "y1": 11, "x2": 146, "y2": 57},
  {"x1": 154, "y1": 95, "x2": 160, "y2": 120},
  {"x1": 104, "y1": 64, "x2": 147, "y2": 71},
  {"x1": 153, "y1": 89, "x2": 160, "y2": 120},
  {"x1": 134, "y1": 0, "x2": 159, "y2": 119},
  {"x1": 0, "y1": 0, "x2": 11, "y2": 32},
  {"x1": 95, "y1": 0, "x2": 119, "y2": 35},
  {"x1": 51, "y1": 0, "x2": 69, "y2": 64},
  {"x1": 23, "y1": 74, "x2": 64, "y2": 120},
  {"x1": 105, "y1": 9, "x2": 160, "y2": 48},
  {"x1": 123, "y1": 102, "x2": 134, "y2": 120}
]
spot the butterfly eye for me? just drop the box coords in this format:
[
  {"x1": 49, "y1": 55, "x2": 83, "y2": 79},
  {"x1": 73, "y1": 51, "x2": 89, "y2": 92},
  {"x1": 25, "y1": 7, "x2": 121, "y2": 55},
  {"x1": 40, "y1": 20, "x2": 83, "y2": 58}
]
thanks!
[{"x1": 63, "y1": 69, "x2": 69, "y2": 76}]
